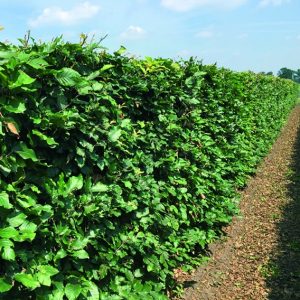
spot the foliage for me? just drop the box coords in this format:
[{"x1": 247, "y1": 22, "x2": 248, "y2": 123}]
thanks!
[
  {"x1": 278, "y1": 67, "x2": 300, "y2": 83},
  {"x1": 0, "y1": 37, "x2": 298, "y2": 299}
]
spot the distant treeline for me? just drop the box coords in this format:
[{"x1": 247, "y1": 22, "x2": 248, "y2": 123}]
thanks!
[{"x1": 260, "y1": 68, "x2": 300, "y2": 83}]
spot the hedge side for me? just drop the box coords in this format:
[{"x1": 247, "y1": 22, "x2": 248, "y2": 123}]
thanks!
[{"x1": 0, "y1": 39, "x2": 298, "y2": 299}]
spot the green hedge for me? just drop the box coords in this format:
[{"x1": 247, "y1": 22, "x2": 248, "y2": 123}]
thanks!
[{"x1": 0, "y1": 38, "x2": 298, "y2": 299}]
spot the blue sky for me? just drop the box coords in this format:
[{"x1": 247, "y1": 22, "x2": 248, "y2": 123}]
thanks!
[{"x1": 1, "y1": 0, "x2": 299, "y2": 73}]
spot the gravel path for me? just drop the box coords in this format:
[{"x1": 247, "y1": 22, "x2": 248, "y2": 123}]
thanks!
[{"x1": 182, "y1": 104, "x2": 300, "y2": 300}]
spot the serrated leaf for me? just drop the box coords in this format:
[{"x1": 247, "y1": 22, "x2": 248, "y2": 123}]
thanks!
[
  {"x1": 64, "y1": 175, "x2": 83, "y2": 196},
  {"x1": 27, "y1": 57, "x2": 49, "y2": 69},
  {"x1": 16, "y1": 194, "x2": 36, "y2": 209},
  {"x1": 108, "y1": 127, "x2": 122, "y2": 142},
  {"x1": 72, "y1": 249, "x2": 89, "y2": 259},
  {"x1": 0, "y1": 278, "x2": 12, "y2": 293},
  {"x1": 15, "y1": 142, "x2": 38, "y2": 161},
  {"x1": 8, "y1": 212, "x2": 27, "y2": 227},
  {"x1": 2, "y1": 246, "x2": 15, "y2": 261},
  {"x1": 65, "y1": 283, "x2": 81, "y2": 300},
  {"x1": 0, "y1": 239, "x2": 13, "y2": 248},
  {"x1": 54, "y1": 68, "x2": 83, "y2": 87},
  {"x1": 14, "y1": 273, "x2": 40, "y2": 290},
  {"x1": 0, "y1": 191, "x2": 12, "y2": 209},
  {"x1": 0, "y1": 227, "x2": 18, "y2": 239},
  {"x1": 19, "y1": 221, "x2": 37, "y2": 234}
]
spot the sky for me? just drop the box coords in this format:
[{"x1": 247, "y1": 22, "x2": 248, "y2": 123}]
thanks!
[{"x1": 1, "y1": 0, "x2": 299, "y2": 74}]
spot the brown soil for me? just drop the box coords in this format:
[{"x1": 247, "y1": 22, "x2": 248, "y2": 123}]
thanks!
[{"x1": 181, "y1": 104, "x2": 300, "y2": 300}]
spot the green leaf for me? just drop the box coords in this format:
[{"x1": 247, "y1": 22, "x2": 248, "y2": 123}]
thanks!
[
  {"x1": 72, "y1": 249, "x2": 89, "y2": 259},
  {"x1": 37, "y1": 265, "x2": 59, "y2": 286},
  {"x1": 0, "y1": 278, "x2": 12, "y2": 293},
  {"x1": 38, "y1": 265, "x2": 59, "y2": 277},
  {"x1": 65, "y1": 283, "x2": 81, "y2": 300},
  {"x1": 0, "y1": 122, "x2": 3, "y2": 136},
  {"x1": 27, "y1": 57, "x2": 49, "y2": 69},
  {"x1": 54, "y1": 68, "x2": 83, "y2": 87},
  {"x1": 184, "y1": 97, "x2": 200, "y2": 105},
  {"x1": 64, "y1": 175, "x2": 83, "y2": 196},
  {"x1": 37, "y1": 273, "x2": 51, "y2": 286},
  {"x1": 70, "y1": 237, "x2": 89, "y2": 250},
  {"x1": 19, "y1": 220, "x2": 37, "y2": 231},
  {"x1": 15, "y1": 142, "x2": 38, "y2": 161},
  {"x1": 100, "y1": 64, "x2": 114, "y2": 72},
  {"x1": 5, "y1": 98, "x2": 26, "y2": 113},
  {"x1": 0, "y1": 191, "x2": 12, "y2": 209},
  {"x1": 51, "y1": 281, "x2": 65, "y2": 300},
  {"x1": 2, "y1": 246, "x2": 15, "y2": 261},
  {"x1": 0, "y1": 163, "x2": 11, "y2": 177},
  {"x1": 10, "y1": 70, "x2": 35, "y2": 88},
  {"x1": 32, "y1": 130, "x2": 58, "y2": 147},
  {"x1": 134, "y1": 269, "x2": 143, "y2": 278},
  {"x1": 14, "y1": 273, "x2": 40, "y2": 290},
  {"x1": 114, "y1": 46, "x2": 126, "y2": 56},
  {"x1": 18, "y1": 221, "x2": 37, "y2": 241},
  {"x1": 16, "y1": 195, "x2": 36, "y2": 209},
  {"x1": 108, "y1": 127, "x2": 122, "y2": 142},
  {"x1": 123, "y1": 181, "x2": 132, "y2": 189},
  {"x1": 0, "y1": 239, "x2": 14, "y2": 248},
  {"x1": 91, "y1": 82, "x2": 103, "y2": 91},
  {"x1": 0, "y1": 227, "x2": 18, "y2": 239},
  {"x1": 8, "y1": 212, "x2": 27, "y2": 227},
  {"x1": 91, "y1": 182, "x2": 108, "y2": 193},
  {"x1": 84, "y1": 281, "x2": 99, "y2": 300},
  {"x1": 54, "y1": 249, "x2": 67, "y2": 261}
]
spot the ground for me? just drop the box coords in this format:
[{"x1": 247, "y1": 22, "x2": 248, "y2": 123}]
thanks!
[{"x1": 181, "y1": 104, "x2": 300, "y2": 300}]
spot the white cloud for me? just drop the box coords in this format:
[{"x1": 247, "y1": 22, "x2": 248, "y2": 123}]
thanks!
[
  {"x1": 196, "y1": 30, "x2": 214, "y2": 38},
  {"x1": 259, "y1": 0, "x2": 290, "y2": 7},
  {"x1": 29, "y1": 2, "x2": 100, "y2": 27},
  {"x1": 120, "y1": 26, "x2": 146, "y2": 40},
  {"x1": 160, "y1": 0, "x2": 247, "y2": 12},
  {"x1": 297, "y1": 35, "x2": 300, "y2": 40}
]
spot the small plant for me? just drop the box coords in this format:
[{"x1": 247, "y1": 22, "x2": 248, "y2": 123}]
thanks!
[{"x1": 259, "y1": 262, "x2": 280, "y2": 279}]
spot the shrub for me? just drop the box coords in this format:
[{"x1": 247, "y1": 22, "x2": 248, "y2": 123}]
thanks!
[{"x1": 0, "y1": 38, "x2": 298, "y2": 299}]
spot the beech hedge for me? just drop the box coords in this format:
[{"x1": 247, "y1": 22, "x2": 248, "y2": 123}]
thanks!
[{"x1": 0, "y1": 38, "x2": 298, "y2": 299}]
